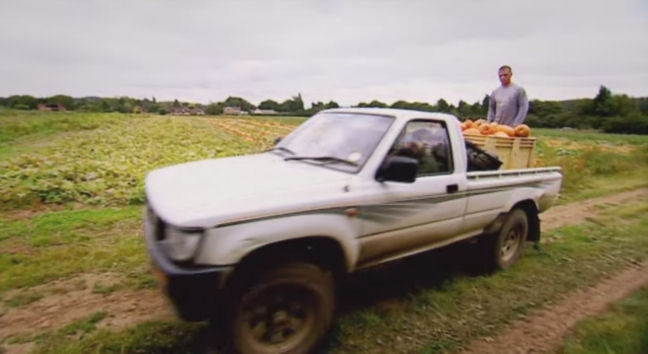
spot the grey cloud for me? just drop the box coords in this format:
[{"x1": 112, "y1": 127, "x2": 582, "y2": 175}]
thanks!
[{"x1": 1, "y1": 0, "x2": 647, "y2": 106}]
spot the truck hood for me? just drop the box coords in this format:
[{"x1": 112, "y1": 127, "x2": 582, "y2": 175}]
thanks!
[{"x1": 145, "y1": 153, "x2": 352, "y2": 227}]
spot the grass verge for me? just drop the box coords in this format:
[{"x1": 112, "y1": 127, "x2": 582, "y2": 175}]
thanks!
[
  {"x1": 0, "y1": 206, "x2": 150, "y2": 292},
  {"x1": 558, "y1": 286, "x2": 648, "y2": 354}
]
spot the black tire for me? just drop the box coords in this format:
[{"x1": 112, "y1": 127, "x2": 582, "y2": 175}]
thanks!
[
  {"x1": 482, "y1": 208, "x2": 528, "y2": 271},
  {"x1": 231, "y1": 262, "x2": 335, "y2": 354}
]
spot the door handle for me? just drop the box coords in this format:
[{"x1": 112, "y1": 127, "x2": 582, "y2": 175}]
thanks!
[{"x1": 446, "y1": 184, "x2": 458, "y2": 193}]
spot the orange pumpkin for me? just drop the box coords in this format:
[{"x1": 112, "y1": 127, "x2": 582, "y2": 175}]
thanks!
[
  {"x1": 473, "y1": 119, "x2": 486, "y2": 127},
  {"x1": 514, "y1": 124, "x2": 531, "y2": 137},
  {"x1": 463, "y1": 120, "x2": 474, "y2": 129},
  {"x1": 463, "y1": 127, "x2": 481, "y2": 135},
  {"x1": 479, "y1": 123, "x2": 497, "y2": 135},
  {"x1": 497, "y1": 125, "x2": 515, "y2": 137},
  {"x1": 493, "y1": 131, "x2": 510, "y2": 138}
]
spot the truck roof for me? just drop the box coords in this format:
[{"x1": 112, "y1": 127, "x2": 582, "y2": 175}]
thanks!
[{"x1": 321, "y1": 107, "x2": 460, "y2": 124}]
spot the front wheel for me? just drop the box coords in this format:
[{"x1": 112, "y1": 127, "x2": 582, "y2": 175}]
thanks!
[
  {"x1": 482, "y1": 208, "x2": 529, "y2": 271},
  {"x1": 231, "y1": 262, "x2": 335, "y2": 354}
]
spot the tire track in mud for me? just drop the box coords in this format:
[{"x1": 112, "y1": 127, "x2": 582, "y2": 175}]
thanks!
[{"x1": 460, "y1": 262, "x2": 648, "y2": 354}]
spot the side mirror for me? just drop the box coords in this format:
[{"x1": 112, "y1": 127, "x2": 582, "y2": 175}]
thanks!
[
  {"x1": 376, "y1": 156, "x2": 418, "y2": 183},
  {"x1": 274, "y1": 136, "x2": 282, "y2": 145}
]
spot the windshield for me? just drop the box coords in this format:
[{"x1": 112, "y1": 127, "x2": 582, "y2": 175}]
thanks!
[{"x1": 275, "y1": 112, "x2": 394, "y2": 173}]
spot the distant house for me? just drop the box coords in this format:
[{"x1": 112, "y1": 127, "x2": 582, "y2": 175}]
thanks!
[
  {"x1": 189, "y1": 107, "x2": 205, "y2": 115},
  {"x1": 37, "y1": 103, "x2": 66, "y2": 111},
  {"x1": 170, "y1": 107, "x2": 186, "y2": 115},
  {"x1": 170, "y1": 107, "x2": 205, "y2": 116},
  {"x1": 223, "y1": 106, "x2": 248, "y2": 115},
  {"x1": 253, "y1": 109, "x2": 277, "y2": 115}
]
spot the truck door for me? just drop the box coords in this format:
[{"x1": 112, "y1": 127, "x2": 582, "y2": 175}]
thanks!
[{"x1": 357, "y1": 119, "x2": 467, "y2": 265}]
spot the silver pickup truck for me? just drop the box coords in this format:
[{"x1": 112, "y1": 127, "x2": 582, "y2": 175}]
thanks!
[{"x1": 144, "y1": 108, "x2": 562, "y2": 353}]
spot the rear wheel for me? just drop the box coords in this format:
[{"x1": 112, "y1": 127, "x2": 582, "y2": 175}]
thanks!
[
  {"x1": 482, "y1": 208, "x2": 528, "y2": 270},
  {"x1": 231, "y1": 262, "x2": 335, "y2": 354}
]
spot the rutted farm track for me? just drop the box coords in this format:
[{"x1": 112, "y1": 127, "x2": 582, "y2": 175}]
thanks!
[
  {"x1": 1, "y1": 189, "x2": 647, "y2": 353},
  {"x1": 461, "y1": 262, "x2": 648, "y2": 354}
]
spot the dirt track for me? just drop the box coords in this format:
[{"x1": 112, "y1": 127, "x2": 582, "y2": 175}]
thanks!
[
  {"x1": 1, "y1": 189, "x2": 647, "y2": 353},
  {"x1": 461, "y1": 262, "x2": 648, "y2": 354},
  {"x1": 540, "y1": 188, "x2": 648, "y2": 233}
]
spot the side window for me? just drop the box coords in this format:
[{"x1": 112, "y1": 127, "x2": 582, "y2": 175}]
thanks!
[{"x1": 390, "y1": 120, "x2": 452, "y2": 176}]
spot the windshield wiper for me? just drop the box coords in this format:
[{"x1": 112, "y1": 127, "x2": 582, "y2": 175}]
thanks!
[
  {"x1": 284, "y1": 155, "x2": 358, "y2": 166},
  {"x1": 265, "y1": 146, "x2": 295, "y2": 155}
]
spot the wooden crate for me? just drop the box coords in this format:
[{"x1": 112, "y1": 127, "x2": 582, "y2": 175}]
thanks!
[{"x1": 464, "y1": 135, "x2": 536, "y2": 169}]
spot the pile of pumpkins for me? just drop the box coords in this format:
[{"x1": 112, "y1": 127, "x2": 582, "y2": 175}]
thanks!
[{"x1": 461, "y1": 119, "x2": 531, "y2": 138}]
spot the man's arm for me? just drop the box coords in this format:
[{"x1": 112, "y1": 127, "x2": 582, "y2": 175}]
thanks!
[
  {"x1": 487, "y1": 92, "x2": 496, "y2": 122},
  {"x1": 513, "y1": 87, "x2": 529, "y2": 126}
]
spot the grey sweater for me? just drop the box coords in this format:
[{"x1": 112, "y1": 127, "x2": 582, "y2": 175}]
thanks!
[{"x1": 487, "y1": 83, "x2": 529, "y2": 126}]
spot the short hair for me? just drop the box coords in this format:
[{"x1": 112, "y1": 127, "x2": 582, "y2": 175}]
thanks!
[{"x1": 499, "y1": 65, "x2": 512, "y2": 73}]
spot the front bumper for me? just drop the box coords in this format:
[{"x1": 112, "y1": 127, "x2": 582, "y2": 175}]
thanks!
[{"x1": 147, "y1": 231, "x2": 234, "y2": 321}]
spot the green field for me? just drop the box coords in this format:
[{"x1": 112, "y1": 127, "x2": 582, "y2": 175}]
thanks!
[{"x1": 1, "y1": 110, "x2": 647, "y2": 353}]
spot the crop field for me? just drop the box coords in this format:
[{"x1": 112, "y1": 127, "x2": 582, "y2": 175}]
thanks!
[
  {"x1": 0, "y1": 111, "x2": 299, "y2": 209},
  {"x1": 1, "y1": 109, "x2": 648, "y2": 353}
]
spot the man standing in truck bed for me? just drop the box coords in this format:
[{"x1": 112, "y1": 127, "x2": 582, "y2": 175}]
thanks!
[{"x1": 487, "y1": 65, "x2": 529, "y2": 127}]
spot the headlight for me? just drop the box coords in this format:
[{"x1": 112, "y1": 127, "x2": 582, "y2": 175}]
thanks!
[{"x1": 160, "y1": 226, "x2": 203, "y2": 261}]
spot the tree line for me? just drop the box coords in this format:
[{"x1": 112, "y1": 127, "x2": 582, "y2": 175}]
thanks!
[
  {"x1": 526, "y1": 86, "x2": 648, "y2": 134},
  {"x1": 0, "y1": 94, "x2": 325, "y2": 116},
  {"x1": 0, "y1": 93, "x2": 492, "y2": 117},
  {"x1": 1, "y1": 86, "x2": 646, "y2": 134}
]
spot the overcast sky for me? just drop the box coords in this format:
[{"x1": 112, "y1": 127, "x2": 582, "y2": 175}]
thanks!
[{"x1": 1, "y1": 0, "x2": 647, "y2": 107}]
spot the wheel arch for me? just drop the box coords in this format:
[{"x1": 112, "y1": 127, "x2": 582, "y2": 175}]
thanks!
[
  {"x1": 482, "y1": 199, "x2": 540, "y2": 242},
  {"x1": 227, "y1": 236, "x2": 348, "y2": 287},
  {"x1": 512, "y1": 199, "x2": 540, "y2": 242}
]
